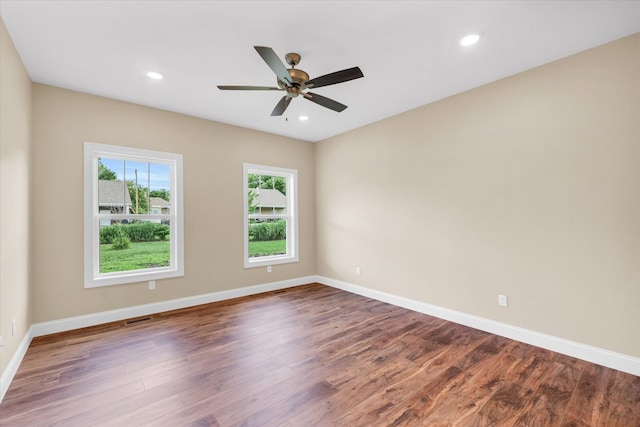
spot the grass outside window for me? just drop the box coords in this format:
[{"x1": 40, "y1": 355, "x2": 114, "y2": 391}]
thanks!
[
  {"x1": 100, "y1": 241, "x2": 170, "y2": 273},
  {"x1": 249, "y1": 239, "x2": 286, "y2": 257}
]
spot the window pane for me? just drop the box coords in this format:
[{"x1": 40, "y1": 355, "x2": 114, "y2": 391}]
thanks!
[
  {"x1": 149, "y1": 163, "x2": 171, "y2": 215},
  {"x1": 98, "y1": 158, "x2": 128, "y2": 214},
  {"x1": 248, "y1": 173, "x2": 287, "y2": 216},
  {"x1": 97, "y1": 157, "x2": 171, "y2": 216},
  {"x1": 248, "y1": 219, "x2": 287, "y2": 258},
  {"x1": 125, "y1": 159, "x2": 149, "y2": 214},
  {"x1": 99, "y1": 220, "x2": 171, "y2": 273}
]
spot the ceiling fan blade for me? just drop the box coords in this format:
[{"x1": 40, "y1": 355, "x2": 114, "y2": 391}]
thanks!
[
  {"x1": 217, "y1": 85, "x2": 281, "y2": 90},
  {"x1": 303, "y1": 92, "x2": 348, "y2": 112},
  {"x1": 304, "y1": 67, "x2": 364, "y2": 89},
  {"x1": 254, "y1": 46, "x2": 293, "y2": 87},
  {"x1": 271, "y1": 96, "x2": 292, "y2": 116}
]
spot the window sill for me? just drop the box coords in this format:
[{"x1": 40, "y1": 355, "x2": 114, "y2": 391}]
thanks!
[
  {"x1": 244, "y1": 255, "x2": 298, "y2": 269},
  {"x1": 85, "y1": 267, "x2": 183, "y2": 288}
]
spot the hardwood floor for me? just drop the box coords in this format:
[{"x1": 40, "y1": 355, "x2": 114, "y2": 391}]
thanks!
[{"x1": 1, "y1": 283, "x2": 638, "y2": 426}]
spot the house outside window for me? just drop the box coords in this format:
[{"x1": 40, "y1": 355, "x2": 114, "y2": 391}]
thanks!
[
  {"x1": 243, "y1": 163, "x2": 298, "y2": 268},
  {"x1": 149, "y1": 197, "x2": 170, "y2": 222},
  {"x1": 98, "y1": 180, "x2": 133, "y2": 226},
  {"x1": 84, "y1": 142, "x2": 184, "y2": 288}
]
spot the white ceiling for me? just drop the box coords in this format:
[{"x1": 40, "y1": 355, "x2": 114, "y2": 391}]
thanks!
[{"x1": 2, "y1": 1, "x2": 639, "y2": 142}]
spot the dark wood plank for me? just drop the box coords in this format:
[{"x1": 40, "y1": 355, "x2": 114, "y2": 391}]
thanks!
[
  {"x1": 513, "y1": 361, "x2": 584, "y2": 426},
  {"x1": 1, "y1": 283, "x2": 638, "y2": 427},
  {"x1": 560, "y1": 363, "x2": 617, "y2": 426}
]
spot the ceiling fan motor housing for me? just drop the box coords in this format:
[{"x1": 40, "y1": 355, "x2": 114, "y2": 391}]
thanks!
[{"x1": 278, "y1": 63, "x2": 309, "y2": 97}]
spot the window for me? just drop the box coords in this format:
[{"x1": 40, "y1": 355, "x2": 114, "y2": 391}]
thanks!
[
  {"x1": 84, "y1": 142, "x2": 184, "y2": 288},
  {"x1": 243, "y1": 163, "x2": 298, "y2": 268}
]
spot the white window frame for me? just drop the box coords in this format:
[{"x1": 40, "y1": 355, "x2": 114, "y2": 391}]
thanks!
[
  {"x1": 83, "y1": 142, "x2": 184, "y2": 288},
  {"x1": 243, "y1": 163, "x2": 298, "y2": 268}
]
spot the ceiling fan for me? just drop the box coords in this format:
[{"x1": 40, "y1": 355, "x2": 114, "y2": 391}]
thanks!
[{"x1": 217, "y1": 46, "x2": 364, "y2": 116}]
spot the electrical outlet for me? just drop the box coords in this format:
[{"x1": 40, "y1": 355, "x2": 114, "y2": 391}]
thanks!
[
  {"x1": 12, "y1": 319, "x2": 16, "y2": 336},
  {"x1": 498, "y1": 295, "x2": 508, "y2": 307},
  {"x1": 149, "y1": 280, "x2": 156, "y2": 290},
  {"x1": 267, "y1": 265, "x2": 272, "y2": 273},
  {"x1": 355, "y1": 267, "x2": 361, "y2": 275}
]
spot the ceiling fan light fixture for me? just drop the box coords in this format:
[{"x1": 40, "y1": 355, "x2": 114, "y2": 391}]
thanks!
[
  {"x1": 147, "y1": 71, "x2": 163, "y2": 80},
  {"x1": 299, "y1": 115, "x2": 309, "y2": 121},
  {"x1": 460, "y1": 33, "x2": 480, "y2": 46}
]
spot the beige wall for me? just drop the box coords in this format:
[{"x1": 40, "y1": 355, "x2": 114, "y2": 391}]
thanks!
[
  {"x1": 30, "y1": 84, "x2": 316, "y2": 323},
  {"x1": 316, "y1": 34, "x2": 640, "y2": 357},
  {"x1": 0, "y1": 18, "x2": 32, "y2": 376}
]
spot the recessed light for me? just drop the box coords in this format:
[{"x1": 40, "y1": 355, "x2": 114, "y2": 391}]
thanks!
[
  {"x1": 299, "y1": 115, "x2": 309, "y2": 121},
  {"x1": 147, "y1": 71, "x2": 163, "y2": 80},
  {"x1": 460, "y1": 34, "x2": 480, "y2": 46}
]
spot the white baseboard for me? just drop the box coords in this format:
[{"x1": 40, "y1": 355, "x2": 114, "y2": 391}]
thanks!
[
  {"x1": 315, "y1": 275, "x2": 640, "y2": 377},
  {"x1": 0, "y1": 326, "x2": 33, "y2": 402}
]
